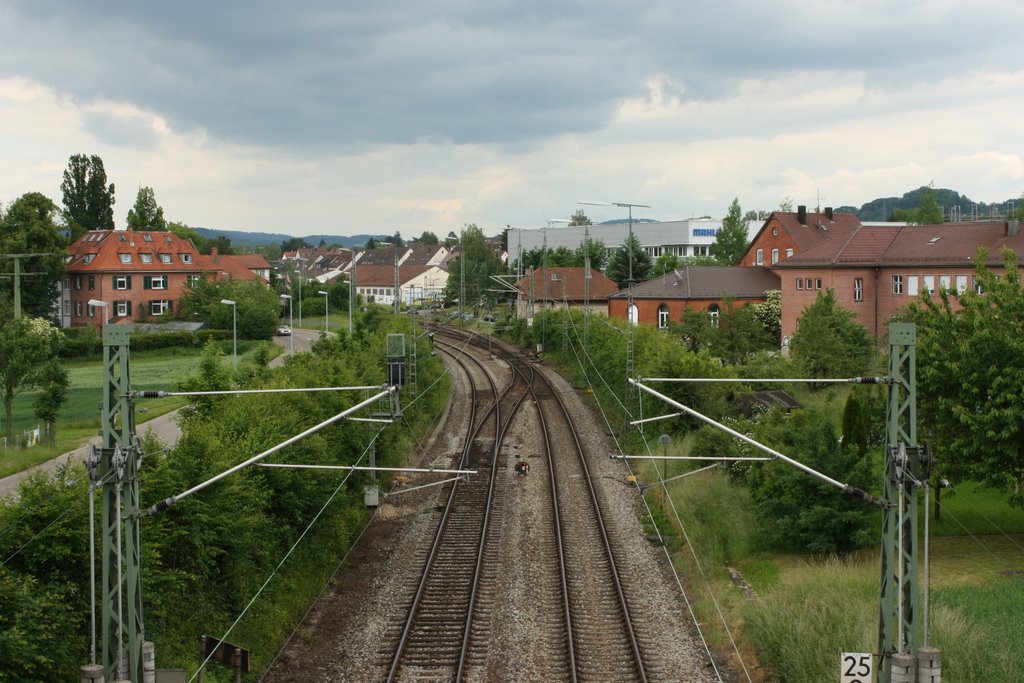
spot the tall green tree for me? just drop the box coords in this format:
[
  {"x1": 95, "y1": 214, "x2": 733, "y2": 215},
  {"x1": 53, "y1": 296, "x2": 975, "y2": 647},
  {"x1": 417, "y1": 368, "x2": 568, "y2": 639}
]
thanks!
[
  {"x1": 569, "y1": 209, "x2": 592, "y2": 226},
  {"x1": 0, "y1": 317, "x2": 63, "y2": 439},
  {"x1": 126, "y1": 186, "x2": 167, "y2": 231},
  {"x1": 575, "y1": 237, "x2": 607, "y2": 272},
  {"x1": 442, "y1": 224, "x2": 506, "y2": 309},
  {"x1": 715, "y1": 197, "x2": 749, "y2": 265},
  {"x1": 912, "y1": 248, "x2": 1024, "y2": 505},
  {"x1": 0, "y1": 192, "x2": 68, "y2": 319},
  {"x1": 606, "y1": 231, "x2": 652, "y2": 287},
  {"x1": 413, "y1": 230, "x2": 439, "y2": 245},
  {"x1": 60, "y1": 154, "x2": 115, "y2": 238},
  {"x1": 33, "y1": 360, "x2": 69, "y2": 447},
  {"x1": 788, "y1": 290, "x2": 873, "y2": 384},
  {"x1": 679, "y1": 297, "x2": 774, "y2": 364}
]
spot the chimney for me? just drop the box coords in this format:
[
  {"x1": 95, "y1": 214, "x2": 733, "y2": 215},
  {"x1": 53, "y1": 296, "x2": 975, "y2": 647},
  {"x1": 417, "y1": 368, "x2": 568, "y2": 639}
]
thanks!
[
  {"x1": 797, "y1": 205, "x2": 807, "y2": 224},
  {"x1": 1009, "y1": 221, "x2": 1020, "y2": 237},
  {"x1": 211, "y1": 247, "x2": 218, "y2": 257},
  {"x1": 825, "y1": 206, "x2": 834, "y2": 221}
]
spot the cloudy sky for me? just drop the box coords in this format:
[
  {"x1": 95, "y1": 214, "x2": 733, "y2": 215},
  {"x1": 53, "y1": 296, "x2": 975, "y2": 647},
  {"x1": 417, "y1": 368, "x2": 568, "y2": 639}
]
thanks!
[{"x1": 2, "y1": 1, "x2": 1023, "y2": 238}]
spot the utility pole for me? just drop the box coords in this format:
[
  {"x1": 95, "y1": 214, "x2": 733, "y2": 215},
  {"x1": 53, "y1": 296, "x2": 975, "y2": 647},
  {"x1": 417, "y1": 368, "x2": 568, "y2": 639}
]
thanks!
[
  {"x1": 97, "y1": 324, "x2": 146, "y2": 681},
  {"x1": 1, "y1": 253, "x2": 50, "y2": 318},
  {"x1": 878, "y1": 323, "x2": 939, "y2": 682}
]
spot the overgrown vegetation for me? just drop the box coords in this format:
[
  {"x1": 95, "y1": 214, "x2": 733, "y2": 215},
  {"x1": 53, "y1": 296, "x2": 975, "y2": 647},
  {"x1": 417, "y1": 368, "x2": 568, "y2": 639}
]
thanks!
[{"x1": 0, "y1": 312, "x2": 447, "y2": 679}]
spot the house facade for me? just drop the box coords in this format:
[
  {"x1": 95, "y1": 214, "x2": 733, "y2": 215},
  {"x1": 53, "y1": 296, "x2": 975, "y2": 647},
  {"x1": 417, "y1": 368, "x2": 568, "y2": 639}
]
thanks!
[
  {"x1": 743, "y1": 208, "x2": 1024, "y2": 342},
  {"x1": 513, "y1": 267, "x2": 619, "y2": 322},
  {"x1": 63, "y1": 230, "x2": 208, "y2": 329}
]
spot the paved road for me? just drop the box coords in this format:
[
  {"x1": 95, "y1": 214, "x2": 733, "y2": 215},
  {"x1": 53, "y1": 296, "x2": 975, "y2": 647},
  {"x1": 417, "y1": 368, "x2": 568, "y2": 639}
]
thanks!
[{"x1": 0, "y1": 329, "x2": 325, "y2": 500}]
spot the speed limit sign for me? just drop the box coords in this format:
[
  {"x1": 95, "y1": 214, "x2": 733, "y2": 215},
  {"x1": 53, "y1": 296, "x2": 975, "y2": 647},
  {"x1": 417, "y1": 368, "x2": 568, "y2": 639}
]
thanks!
[{"x1": 841, "y1": 652, "x2": 873, "y2": 682}]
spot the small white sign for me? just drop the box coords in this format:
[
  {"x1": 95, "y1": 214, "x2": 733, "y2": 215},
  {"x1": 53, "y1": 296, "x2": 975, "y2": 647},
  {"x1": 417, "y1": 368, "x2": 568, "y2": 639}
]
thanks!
[{"x1": 841, "y1": 652, "x2": 873, "y2": 683}]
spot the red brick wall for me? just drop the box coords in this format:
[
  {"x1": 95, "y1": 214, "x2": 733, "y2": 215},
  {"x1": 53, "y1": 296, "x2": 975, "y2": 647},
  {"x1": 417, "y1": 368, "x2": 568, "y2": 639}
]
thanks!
[
  {"x1": 609, "y1": 296, "x2": 765, "y2": 327},
  {"x1": 69, "y1": 272, "x2": 196, "y2": 330},
  {"x1": 741, "y1": 216, "x2": 797, "y2": 268}
]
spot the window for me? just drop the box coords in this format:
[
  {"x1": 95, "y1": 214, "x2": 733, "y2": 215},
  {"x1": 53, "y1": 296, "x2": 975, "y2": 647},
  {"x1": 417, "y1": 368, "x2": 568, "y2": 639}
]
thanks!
[
  {"x1": 973, "y1": 276, "x2": 984, "y2": 295},
  {"x1": 891, "y1": 275, "x2": 904, "y2": 295},
  {"x1": 796, "y1": 278, "x2": 803, "y2": 291},
  {"x1": 144, "y1": 275, "x2": 167, "y2": 290},
  {"x1": 119, "y1": 253, "x2": 132, "y2": 264},
  {"x1": 657, "y1": 304, "x2": 670, "y2": 329},
  {"x1": 179, "y1": 253, "x2": 192, "y2": 263},
  {"x1": 923, "y1": 275, "x2": 935, "y2": 293},
  {"x1": 785, "y1": 248, "x2": 794, "y2": 258},
  {"x1": 115, "y1": 300, "x2": 132, "y2": 317},
  {"x1": 627, "y1": 304, "x2": 638, "y2": 327},
  {"x1": 854, "y1": 277, "x2": 864, "y2": 302},
  {"x1": 908, "y1": 275, "x2": 919, "y2": 296},
  {"x1": 88, "y1": 275, "x2": 95, "y2": 290},
  {"x1": 805, "y1": 278, "x2": 813, "y2": 290},
  {"x1": 150, "y1": 300, "x2": 170, "y2": 316},
  {"x1": 939, "y1": 275, "x2": 951, "y2": 290},
  {"x1": 707, "y1": 304, "x2": 720, "y2": 327},
  {"x1": 140, "y1": 253, "x2": 152, "y2": 264},
  {"x1": 74, "y1": 275, "x2": 82, "y2": 290},
  {"x1": 83, "y1": 254, "x2": 95, "y2": 264},
  {"x1": 188, "y1": 275, "x2": 200, "y2": 286},
  {"x1": 159, "y1": 253, "x2": 172, "y2": 264},
  {"x1": 75, "y1": 300, "x2": 82, "y2": 316},
  {"x1": 815, "y1": 278, "x2": 822, "y2": 290},
  {"x1": 113, "y1": 275, "x2": 132, "y2": 290},
  {"x1": 143, "y1": 233, "x2": 153, "y2": 242},
  {"x1": 771, "y1": 248, "x2": 779, "y2": 265},
  {"x1": 756, "y1": 248, "x2": 764, "y2": 266},
  {"x1": 955, "y1": 275, "x2": 967, "y2": 293}
]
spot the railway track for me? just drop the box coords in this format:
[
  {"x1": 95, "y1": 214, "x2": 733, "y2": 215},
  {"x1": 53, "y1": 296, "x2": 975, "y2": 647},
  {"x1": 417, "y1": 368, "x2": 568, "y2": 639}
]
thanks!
[{"x1": 385, "y1": 328, "x2": 650, "y2": 682}]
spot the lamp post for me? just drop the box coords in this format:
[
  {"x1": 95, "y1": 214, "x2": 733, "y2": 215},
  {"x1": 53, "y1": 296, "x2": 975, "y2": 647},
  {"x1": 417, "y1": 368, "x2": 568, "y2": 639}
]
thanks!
[
  {"x1": 87, "y1": 299, "x2": 109, "y2": 327},
  {"x1": 280, "y1": 294, "x2": 293, "y2": 354},
  {"x1": 349, "y1": 250, "x2": 357, "y2": 335},
  {"x1": 220, "y1": 299, "x2": 237, "y2": 372},
  {"x1": 448, "y1": 231, "x2": 464, "y2": 328},
  {"x1": 319, "y1": 290, "x2": 329, "y2": 333}
]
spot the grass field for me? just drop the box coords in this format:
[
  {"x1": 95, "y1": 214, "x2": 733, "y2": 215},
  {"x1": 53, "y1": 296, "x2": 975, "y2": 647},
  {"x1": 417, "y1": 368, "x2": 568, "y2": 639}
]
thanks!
[{"x1": 1, "y1": 340, "x2": 272, "y2": 478}]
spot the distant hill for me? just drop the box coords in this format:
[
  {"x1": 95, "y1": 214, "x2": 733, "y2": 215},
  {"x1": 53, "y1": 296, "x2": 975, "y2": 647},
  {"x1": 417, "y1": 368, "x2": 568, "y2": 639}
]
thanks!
[
  {"x1": 192, "y1": 227, "x2": 386, "y2": 248},
  {"x1": 836, "y1": 186, "x2": 1020, "y2": 222}
]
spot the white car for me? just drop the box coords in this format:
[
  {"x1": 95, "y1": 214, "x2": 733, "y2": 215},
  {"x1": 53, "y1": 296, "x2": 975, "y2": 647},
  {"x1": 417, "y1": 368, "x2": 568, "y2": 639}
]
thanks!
[{"x1": 276, "y1": 327, "x2": 291, "y2": 336}]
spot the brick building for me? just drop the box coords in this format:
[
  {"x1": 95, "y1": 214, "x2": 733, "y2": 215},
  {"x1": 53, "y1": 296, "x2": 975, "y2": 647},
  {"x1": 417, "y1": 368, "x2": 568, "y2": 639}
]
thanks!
[
  {"x1": 63, "y1": 229, "x2": 253, "y2": 329},
  {"x1": 607, "y1": 266, "x2": 779, "y2": 328},
  {"x1": 744, "y1": 209, "x2": 1024, "y2": 342},
  {"x1": 514, "y1": 267, "x2": 619, "y2": 323}
]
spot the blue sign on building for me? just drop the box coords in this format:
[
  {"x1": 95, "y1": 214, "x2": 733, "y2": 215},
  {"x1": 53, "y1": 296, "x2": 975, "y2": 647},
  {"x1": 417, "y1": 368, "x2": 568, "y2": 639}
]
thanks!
[{"x1": 693, "y1": 228, "x2": 717, "y2": 237}]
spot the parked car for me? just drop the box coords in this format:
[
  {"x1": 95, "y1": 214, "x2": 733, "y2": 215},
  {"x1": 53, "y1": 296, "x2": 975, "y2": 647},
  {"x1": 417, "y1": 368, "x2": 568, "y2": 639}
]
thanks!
[
  {"x1": 483, "y1": 313, "x2": 497, "y2": 322},
  {"x1": 276, "y1": 327, "x2": 291, "y2": 336}
]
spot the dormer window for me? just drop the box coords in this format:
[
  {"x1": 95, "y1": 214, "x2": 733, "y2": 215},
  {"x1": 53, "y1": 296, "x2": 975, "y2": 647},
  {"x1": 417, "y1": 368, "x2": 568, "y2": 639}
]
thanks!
[
  {"x1": 140, "y1": 253, "x2": 152, "y2": 264},
  {"x1": 83, "y1": 254, "x2": 95, "y2": 264},
  {"x1": 119, "y1": 253, "x2": 132, "y2": 264},
  {"x1": 180, "y1": 253, "x2": 192, "y2": 263},
  {"x1": 143, "y1": 233, "x2": 154, "y2": 242},
  {"x1": 159, "y1": 253, "x2": 172, "y2": 264}
]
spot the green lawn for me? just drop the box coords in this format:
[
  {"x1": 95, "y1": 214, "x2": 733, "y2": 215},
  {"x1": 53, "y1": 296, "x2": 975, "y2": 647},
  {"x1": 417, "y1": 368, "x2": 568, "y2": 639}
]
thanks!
[{"x1": 1, "y1": 340, "x2": 279, "y2": 477}]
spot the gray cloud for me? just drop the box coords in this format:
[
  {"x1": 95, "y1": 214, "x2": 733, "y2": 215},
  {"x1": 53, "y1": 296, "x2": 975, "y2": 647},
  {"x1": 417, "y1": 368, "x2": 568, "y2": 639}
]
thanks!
[{"x1": 2, "y1": 0, "x2": 1022, "y2": 151}]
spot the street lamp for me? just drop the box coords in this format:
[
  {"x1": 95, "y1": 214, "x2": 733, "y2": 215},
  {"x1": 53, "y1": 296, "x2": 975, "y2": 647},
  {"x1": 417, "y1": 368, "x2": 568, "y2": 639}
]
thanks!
[
  {"x1": 348, "y1": 250, "x2": 358, "y2": 335},
  {"x1": 280, "y1": 294, "x2": 293, "y2": 354},
  {"x1": 318, "y1": 290, "x2": 329, "y2": 333},
  {"x1": 220, "y1": 299, "x2": 237, "y2": 372},
  {"x1": 87, "y1": 299, "x2": 109, "y2": 327},
  {"x1": 448, "y1": 231, "x2": 464, "y2": 328}
]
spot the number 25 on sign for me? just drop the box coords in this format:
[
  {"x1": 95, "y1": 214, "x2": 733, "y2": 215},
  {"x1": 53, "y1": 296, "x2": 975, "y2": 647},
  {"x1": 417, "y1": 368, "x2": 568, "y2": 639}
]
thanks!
[{"x1": 841, "y1": 652, "x2": 873, "y2": 682}]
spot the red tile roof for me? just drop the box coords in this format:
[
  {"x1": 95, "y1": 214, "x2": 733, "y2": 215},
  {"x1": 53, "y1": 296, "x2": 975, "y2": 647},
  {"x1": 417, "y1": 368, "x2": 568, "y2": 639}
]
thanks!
[
  {"x1": 67, "y1": 230, "x2": 204, "y2": 273},
  {"x1": 611, "y1": 266, "x2": 779, "y2": 299},
  {"x1": 514, "y1": 267, "x2": 619, "y2": 302}
]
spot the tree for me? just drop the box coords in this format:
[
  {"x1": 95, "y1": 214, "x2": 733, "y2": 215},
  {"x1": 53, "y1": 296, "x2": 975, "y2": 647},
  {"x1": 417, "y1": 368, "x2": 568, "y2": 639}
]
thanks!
[
  {"x1": 0, "y1": 317, "x2": 63, "y2": 439},
  {"x1": 0, "y1": 192, "x2": 68, "y2": 319},
  {"x1": 606, "y1": 231, "x2": 652, "y2": 287},
  {"x1": 60, "y1": 154, "x2": 115, "y2": 238},
  {"x1": 126, "y1": 186, "x2": 167, "y2": 231},
  {"x1": 33, "y1": 360, "x2": 69, "y2": 447},
  {"x1": 715, "y1": 197, "x2": 749, "y2": 265},
  {"x1": 778, "y1": 196, "x2": 794, "y2": 212},
  {"x1": 442, "y1": 224, "x2": 506, "y2": 309},
  {"x1": 678, "y1": 298, "x2": 774, "y2": 364},
  {"x1": 788, "y1": 290, "x2": 873, "y2": 384},
  {"x1": 414, "y1": 230, "x2": 439, "y2": 245},
  {"x1": 281, "y1": 237, "x2": 311, "y2": 253},
  {"x1": 912, "y1": 248, "x2": 1024, "y2": 506},
  {"x1": 575, "y1": 237, "x2": 607, "y2": 272},
  {"x1": 569, "y1": 209, "x2": 592, "y2": 226},
  {"x1": 753, "y1": 289, "x2": 782, "y2": 344},
  {"x1": 390, "y1": 231, "x2": 405, "y2": 247},
  {"x1": 891, "y1": 184, "x2": 943, "y2": 225}
]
